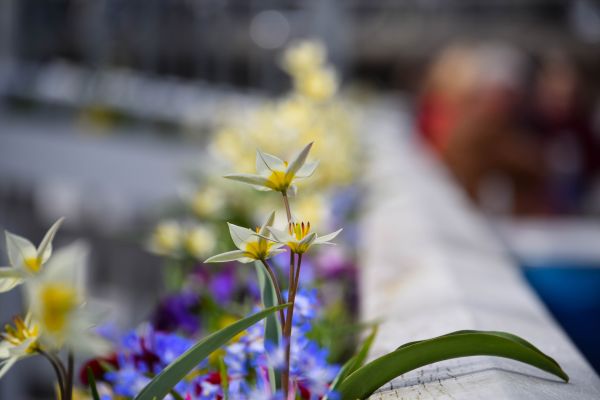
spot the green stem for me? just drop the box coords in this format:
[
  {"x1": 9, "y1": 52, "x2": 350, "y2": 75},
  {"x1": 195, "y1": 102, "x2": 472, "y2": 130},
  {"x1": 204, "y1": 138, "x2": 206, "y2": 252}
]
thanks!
[
  {"x1": 282, "y1": 192, "x2": 292, "y2": 222},
  {"x1": 282, "y1": 253, "x2": 302, "y2": 397},
  {"x1": 260, "y1": 259, "x2": 286, "y2": 327},
  {"x1": 37, "y1": 348, "x2": 66, "y2": 400},
  {"x1": 66, "y1": 351, "x2": 74, "y2": 400}
]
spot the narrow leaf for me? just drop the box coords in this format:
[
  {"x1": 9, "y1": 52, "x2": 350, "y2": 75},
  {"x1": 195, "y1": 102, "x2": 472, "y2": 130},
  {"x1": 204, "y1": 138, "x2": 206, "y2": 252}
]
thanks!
[
  {"x1": 254, "y1": 261, "x2": 282, "y2": 391},
  {"x1": 87, "y1": 367, "x2": 101, "y2": 400},
  {"x1": 134, "y1": 304, "x2": 289, "y2": 400},
  {"x1": 328, "y1": 325, "x2": 378, "y2": 395},
  {"x1": 337, "y1": 330, "x2": 569, "y2": 400}
]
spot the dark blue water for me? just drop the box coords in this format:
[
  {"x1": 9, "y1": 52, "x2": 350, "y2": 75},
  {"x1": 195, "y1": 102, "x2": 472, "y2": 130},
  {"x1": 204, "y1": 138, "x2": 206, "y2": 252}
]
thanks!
[{"x1": 522, "y1": 262, "x2": 600, "y2": 373}]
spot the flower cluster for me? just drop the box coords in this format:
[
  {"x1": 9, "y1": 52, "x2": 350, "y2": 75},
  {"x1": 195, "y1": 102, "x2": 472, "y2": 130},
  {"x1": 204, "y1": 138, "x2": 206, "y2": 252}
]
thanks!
[
  {"x1": 0, "y1": 219, "x2": 108, "y2": 399},
  {"x1": 103, "y1": 325, "x2": 204, "y2": 399},
  {"x1": 94, "y1": 290, "x2": 339, "y2": 399},
  {"x1": 211, "y1": 41, "x2": 360, "y2": 191}
]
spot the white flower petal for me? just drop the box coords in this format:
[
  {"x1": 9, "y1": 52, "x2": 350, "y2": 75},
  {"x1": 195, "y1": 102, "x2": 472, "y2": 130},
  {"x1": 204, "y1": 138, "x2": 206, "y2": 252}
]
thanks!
[
  {"x1": 258, "y1": 211, "x2": 276, "y2": 236},
  {"x1": 8, "y1": 338, "x2": 36, "y2": 357},
  {"x1": 0, "y1": 357, "x2": 18, "y2": 379},
  {"x1": 205, "y1": 250, "x2": 247, "y2": 263},
  {"x1": 0, "y1": 341, "x2": 12, "y2": 359},
  {"x1": 295, "y1": 161, "x2": 319, "y2": 178},
  {"x1": 224, "y1": 173, "x2": 271, "y2": 188},
  {"x1": 299, "y1": 232, "x2": 317, "y2": 247},
  {"x1": 256, "y1": 150, "x2": 286, "y2": 174},
  {"x1": 0, "y1": 268, "x2": 23, "y2": 293},
  {"x1": 228, "y1": 223, "x2": 254, "y2": 249},
  {"x1": 266, "y1": 248, "x2": 287, "y2": 259},
  {"x1": 266, "y1": 227, "x2": 294, "y2": 243},
  {"x1": 5, "y1": 232, "x2": 36, "y2": 270},
  {"x1": 314, "y1": 228, "x2": 343, "y2": 244},
  {"x1": 41, "y1": 241, "x2": 89, "y2": 296},
  {"x1": 287, "y1": 184, "x2": 298, "y2": 197},
  {"x1": 285, "y1": 142, "x2": 313, "y2": 178},
  {"x1": 37, "y1": 217, "x2": 65, "y2": 263}
]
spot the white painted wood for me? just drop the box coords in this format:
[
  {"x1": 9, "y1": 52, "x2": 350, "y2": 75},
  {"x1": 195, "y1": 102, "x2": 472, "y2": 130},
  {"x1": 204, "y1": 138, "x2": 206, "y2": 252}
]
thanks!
[{"x1": 359, "y1": 99, "x2": 600, "y2": 399}]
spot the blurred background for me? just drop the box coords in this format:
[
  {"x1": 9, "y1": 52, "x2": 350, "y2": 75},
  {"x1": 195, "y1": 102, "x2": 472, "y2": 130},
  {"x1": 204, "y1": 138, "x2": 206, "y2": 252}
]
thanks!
[{"x1": 1, "y1": 0, "x2": 600, "y2": 397}]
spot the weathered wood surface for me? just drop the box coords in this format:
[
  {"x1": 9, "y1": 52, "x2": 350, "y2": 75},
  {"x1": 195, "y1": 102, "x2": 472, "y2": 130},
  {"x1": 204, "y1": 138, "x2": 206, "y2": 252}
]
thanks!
[{"x1": 360, "y1": 101, "x2": 600, "y2": 399}]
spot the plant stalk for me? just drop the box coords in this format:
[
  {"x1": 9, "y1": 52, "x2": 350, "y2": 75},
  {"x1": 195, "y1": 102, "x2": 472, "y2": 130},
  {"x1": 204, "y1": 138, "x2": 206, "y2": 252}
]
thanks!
[
  {"x1": 37, "y1": 348, "x2": 66, "y2": 400},
  {"x1": 260, "y1": 259, "x2": 286, "y2": 327},
  {"x1": 282, "y1": 192, "x2": 292, "y2": 222},
  {"x1": 282, "y1": 253, "x2": 302, "y2": 397},
  {"x1": 66, "y1": 351, "x2": 74, "y2": 400}
]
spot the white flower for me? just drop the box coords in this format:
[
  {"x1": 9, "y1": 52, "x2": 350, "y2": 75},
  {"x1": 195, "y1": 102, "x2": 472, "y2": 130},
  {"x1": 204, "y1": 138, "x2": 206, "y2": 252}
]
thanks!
[
  {"x1": 25, "y1": 242, "x2": 109, "y2": 355},
  {"x1": 148, "y1": 220, "x2": 182, "y2": 256},
  {"x1": 205, "y1": 211, "x2": 285, "y2": 263},
  {"x1": 184, "y1": 224, "x2": 216, "y2": 259},
  {"x1": 282, "y1": 40, "x2": 327, "y2": 76},
  {"x1": 0, "y1": 218, "x2": 64, "y2": 293},
  {"x1": 0, "y1": 314, "x2": 40, "y2": 379},
  {"x1": 224, "y1": 143, "x2": 318, "y2": 195},
  {"x1": 267, "y1": 222, "x2": 341, "y2": 255}
]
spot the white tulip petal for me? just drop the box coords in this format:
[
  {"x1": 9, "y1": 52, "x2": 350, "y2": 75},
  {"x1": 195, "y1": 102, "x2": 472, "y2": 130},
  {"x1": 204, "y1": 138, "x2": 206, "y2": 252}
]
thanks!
[
  {"x1": 314, "y1": 229, "x2": 343, "y2": 244},
  {"x1": 0, "y1": 271, "x2": 23, "y2": 293},
  {"x1": 5, "y1": 232, "x2": 36, "y2": 270},
  {"x1": 285, "y1": 142, "x2": 313, "y2": 178},
  {"x1": 228, "y1": 224, "x2": 254, "y2": 248},
  {"x1": 251, "y1": 184, "x2": 273, "y2": 192},
  {"x1": 224, "y1": 173, "x2": 271, "y2": 188},
  {"x1": 295, "y1": 161, "x2": 319, "y2": 178},
  {"x1": 258, "y1": 211, "x2": 276, "y2": 236},
  {"x1": 299, "y1": 232, "x2": 317, "y2": 247},
  {"x1": 256, "y1": 150, "x2": 286, "y2": 174},
  {"x1": 205, "y1": 250, "x2": 247, "y2": 263},
  {"x1": 42, "y1": 241, "x2": 89, "y2": 295},
  {"x1": 287, "y1": 184, "x2": 298, "y2": 197},
  {"x1": 0, "y1": 341, "x2": 12, "y2": 358},
  {"x1": 266, "y1": 227, "x2": 294, "y2": 243},
  {"x1": 8, "y1": 338, "x2": 35, "y2": 357},
  {"x1": 37, "y1": 217, "x2": 65, "y2": 263},
  {"x1": 0, "y1": 357, "x2": 17, "y2": 379},
  {"x1": 267, "y1": 248, "x2": 287, "y2": 259}
]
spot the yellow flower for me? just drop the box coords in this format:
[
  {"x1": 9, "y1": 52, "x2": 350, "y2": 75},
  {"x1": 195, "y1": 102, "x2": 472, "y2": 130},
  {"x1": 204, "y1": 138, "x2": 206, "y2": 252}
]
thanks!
[
  {"x1": 282, "y1": 40, "x2": 326, "y2": 76},
  {"x1": 26, "y1": 242, "x2": 109, "y2": 354},
  {"x1": 184, "y1": 225, "x2": 216, "y2": 259},
  {"x1": 295, "y1": 67, "x2": 338, "y2": 102},
  {"x1": 267, "y1": 222, "x2": 341, "y2": 255},
  {"x1": 224, "y1": 142, "x2": 318, "y2": 195},
  {"x1": 0, "y1": 218, "x2": 64, "y2": 293},
  {"x1": 149, "y1": 221, "x2": 182, "y2": 255},
  {"x1": 205, "y1": 211, "x2": 285, "y2": 263},
  {"x1": 0, "y1": 315, "x2": 40, "y2": 379},
  {"x1": 190, "y1": 187, "x2": 225, "y2": 217}
]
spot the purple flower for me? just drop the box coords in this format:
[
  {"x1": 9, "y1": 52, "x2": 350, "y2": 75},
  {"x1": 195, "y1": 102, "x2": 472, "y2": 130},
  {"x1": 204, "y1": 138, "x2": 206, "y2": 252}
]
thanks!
[{"x1": 152, "y1": 291, "x2": 200, "y2": 335}]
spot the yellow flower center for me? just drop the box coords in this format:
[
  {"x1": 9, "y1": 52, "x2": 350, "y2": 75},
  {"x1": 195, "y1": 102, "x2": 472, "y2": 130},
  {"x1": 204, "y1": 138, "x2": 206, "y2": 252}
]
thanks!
[
  {"x1": 288, "y1": 222, "x2": 311, "y2": 240},
  {"x1": 243, "y1": 238, "x2": 274, "y2": 260},
  {"x1": 266, "y1": 169, "x2": 292, "y2": 192},
  {"x1": 41, "y1": 284, "x2": 79, "y2": 334},
  {"x1": 287, "y1": 222, "x2": 312, "y2": 254},
  {"x1": 23, "y1": 257, "x2": 42, "y2": 273},
  {"x1": 1, "y1": 316, "x2": 39, "y2": 353}
]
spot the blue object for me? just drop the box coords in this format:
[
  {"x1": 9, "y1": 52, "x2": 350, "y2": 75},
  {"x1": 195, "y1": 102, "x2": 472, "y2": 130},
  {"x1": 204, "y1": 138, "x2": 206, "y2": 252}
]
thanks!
[{"x1": 522, "y1": 261, "x2": 600, "y2": 373}]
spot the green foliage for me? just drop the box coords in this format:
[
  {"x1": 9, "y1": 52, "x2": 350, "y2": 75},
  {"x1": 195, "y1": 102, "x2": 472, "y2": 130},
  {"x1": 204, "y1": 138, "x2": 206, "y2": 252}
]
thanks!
[
  {"x1": 133, "y1": 304, "x2": 288, "y2": 400},
  {"x1": 337, "y1": 330, "x2": 569, "y2": 400},
  {"x1": 86, "y1": 367, "x2": 101, "y2": 400}
]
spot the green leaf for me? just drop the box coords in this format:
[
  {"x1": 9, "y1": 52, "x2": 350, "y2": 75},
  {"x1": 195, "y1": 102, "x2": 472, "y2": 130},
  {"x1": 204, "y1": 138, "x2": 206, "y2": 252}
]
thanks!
[
  {"x1": 87, "y1": 367, "x2": 101, "y2": 400},
  {"x1": 337, "y1": 330, "x2": 569, "y2": 400},
  {"x1": 254, "y1": 262, "x2": 282, "y2": 346},
  {"x1": 134, "y1": 304, "x2": 289, "y2": 400},
  {"x1": 255, "y1": 261, "x2": 283, "y2": 392},
  {"x1": 328, "y1": 325, "x2": 378, "y2": 396}
]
